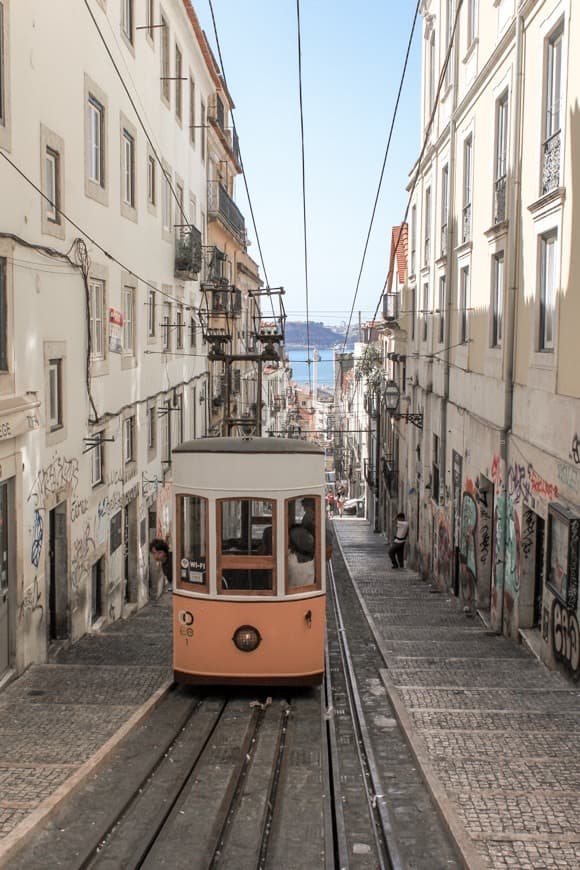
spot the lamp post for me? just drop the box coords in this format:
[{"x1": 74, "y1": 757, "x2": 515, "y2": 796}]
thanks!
[{"x1": 383, "y1": 379, "x2": 423, "y2": 429}]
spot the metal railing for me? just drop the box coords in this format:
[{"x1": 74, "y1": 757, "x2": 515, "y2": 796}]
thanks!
[{"x1": 208, "y1": 181, "x2": 246, "y2": 241}]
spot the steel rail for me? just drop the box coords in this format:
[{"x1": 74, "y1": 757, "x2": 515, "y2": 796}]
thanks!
[
  {"x1": 328, "y1": 561, "x2": 406, "y2": 870},
  {"x1": 323, "y1": 642, "x2": 350, "y2": 869}
]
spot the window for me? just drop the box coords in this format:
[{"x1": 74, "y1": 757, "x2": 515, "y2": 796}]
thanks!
[
  {"x1": 438, "y1": 275, "x2": 446, "y2": 344},
  {"x1": 175, "y1": 45, "x2": 183, "y2": 121},
  {"x1": 146, "y1": 0, "x2": 155, "y2": 40},
  {"x1": 176, "y1": 306, "x2": 183, "y2": 349},
  {"x1": 124, "y1": 415, "x2": 135, "y2": 464},
  {"x1": 123, "y1": 285, "x2": 135, "y2": 353},
  {"x1": 492, "y1": 252, "x2": 504, "y2": 347},
  {"x1": 88, "y1": 96, "x2": 104, "y2": 185},
  {"x1": 467, "y1": 0, "x2": 477, "y2": 47},
  {"x1": 428, "y1": 31, "x2": 436, "y2": 110},
  {"x1": 45, "y1": 148, "x2": 60, "y2": 223},
  {"x1": 175, "y1": 181, "x2": 184, "y2": 237},
  {"x1": 189, "y1": 317, "x2": 197, "y2": 349},
  {"x1": 200, "y1": 100, "x2": 206, "y2": 160},
  {"x1": 148, "y1": 289, "x2": 156, "y2": 337},
  {"x1": 121, "y1": 0, "x2": 134, "y2": 43},
  {"x1": 411, "y1": 284, "x2": 416, "y2": 341},
  {"x1": 422, "y1": 282, "x2": 429, "y2": 341},
  {"x1": 286, "y1": 496, "x2": 320, "y2": 591},
  {"x1": 177, "y1": 495, "x2": 208, "y2": 589},
  {"x1": 189, "y1": 76, "x2": 196, "y2": 145},
  {"x1": 162, "y1": 301, "x2": 171, "y2": 351},
  {"x1": 444, "y1": 0, "x2": 454, "y2": 88},
  {"x1": 160, "y1": 15, "x2": 170, "y2": 102},
  {"x1": 441, "y1": 165, "x2": 449, "y2": 255},
  {"x1": 48, "y1": 359, "x2": 63, "y2": 431},
  {"x1": 543, "y1": 25, "x2": 563, "y2": 194},
  {"x1": 91, "y1": 433, "x2": 104, "y2": 487},
  {"x1": 462, "y1": 136, "x2": 472, "y2": 243},
  {"x1": 0, "y1": 257, "x2": 7, "y2": 371},
  {"x1": 432, "y1": 434, "x2": 440, "y2": 502},
  {"x1": 460, "y1": 266, "x2": 470, "y2": 343},
  {"x1": 147, "y1": 154, "x2": 156, "y2": 205},
  {"x1": 89, "y1": 279, "x2": 105, "y2": 359},
  {"x1": 189, "y1": 195, "x2": 197, "y2": 228},
  {"x1": 494, "y1": 92, "x2": 509, "y2": 223},
  {"x1": 122, "y1": 129, "x2": 135, "y2": 207},
  {"x1": 424, "y1": 187, "x2": 431, "y2": 264},
  {"x1": 218, "y1": 498, "x2": 276, "y2": 592},
  {"x1": 162, "y1": 171, "x2": 171, "y2": 232},
  {"x1": 410, "y1": 205, "x2": 417, "y2": 275},
  {"x1": 148, "y1": 405, "x2": 156, "y2": 449},
  {"x1": 540, "y1": 231, "x2": 557, "y2": 350}
]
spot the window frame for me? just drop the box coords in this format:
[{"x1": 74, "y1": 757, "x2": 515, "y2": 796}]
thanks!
[
  {"x1": 121, "y1": 0, "x2": 134, "y2": 45},
  {"x1": 162, "y1": 301, "x2": 171, "y2": 352},
  {"x1": 217, "y1": 498, "x2": 277, "y2": 596},
  {"x1": 440, "y1": 164, "x2": 449, "y2": 256},
  {"x1": 122, "y1": 284, "x2": 136, "y2": 355},
  {"x1": 491, "y1": 251, "x2": 504, "y2": 348},
  {"x1": 438, "y1": 274, "x2": 446, "y2": 345},
  {"x1": 189, "y1": 75, "x2": 196, "y2": 145},
  {"x1": 0, "y1": 255, "x2": 7, "y2": 372},
  {"x1": 48, "y1": 358, "x2": 63, "y2": 431},
  {"x1": 89, "y1": 278, "x2": 105, "y2": 360},
  {"x1": 460, "y1": 265, "x2": 470, "y2": 343},
  {"x1": 176, "y1": 494, "x2": 210, "y2": 592},
  {"x1": 175, "y1": 43, "x2": 183, "y2": 122},
  {"x1": 539, "y1": 230, "x2": 557, "y2": 351},
  {"x1": 122, "y1": 128, "x2": 135, "y2": 207},
  {"x1": 88, "y1": 96, "x2": 104, "y2": 186},
  {"x1": 284, "y1": 495, "x2": 322, "y2": 593},
  {"x1": 160, "y1": 12, "x2": 170, "y2": 104},
  {"x1": 91, "y1": 432, "x2": 105, "y2": 487},
  {"x1": 423, "y1": 186, "x2": 431, "y2": 265},
  {"x1": 123, "y1": 414, "x2": 136, "y2": 465},
  {"x1": 462, "y1": 135, "x2": 473, "y2": 243}
]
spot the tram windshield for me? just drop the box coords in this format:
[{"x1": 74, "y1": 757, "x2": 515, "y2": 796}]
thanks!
[{"x1": 218, "y1": 499, "x2": 276, "y2": 592}]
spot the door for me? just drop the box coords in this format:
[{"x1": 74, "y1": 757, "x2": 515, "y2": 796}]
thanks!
[
  {"x1": 123, "y1": 498, "x2": 139, "y2": 603},
  {"x1": 91, "y1": 557, "x2": 104, "y2": 625},
  {"x1": 534, "y1": 515, "x2": 545, "y2": 627},
  {"x1": 148, "y1": 508, "x2": 157, "y2": 595},
  {"x1": 0, "y1": 481, "x2": 12, "y2": 677},
  {"x1": 49, "y1": 502, "x2": 69, "y2": 641}
]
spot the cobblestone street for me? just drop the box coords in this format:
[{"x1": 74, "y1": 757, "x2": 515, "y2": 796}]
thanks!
[{"x1": 334, "y1": 518, "x2": 580, "y2": 869}]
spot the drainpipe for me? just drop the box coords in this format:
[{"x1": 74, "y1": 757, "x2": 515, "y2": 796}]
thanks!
[
  {"x1": 497, "y1": 8, "x2": 525, "y2": 633},
  {"x1": 374, "y1": 388, "x2": 381, "y2": 532}
]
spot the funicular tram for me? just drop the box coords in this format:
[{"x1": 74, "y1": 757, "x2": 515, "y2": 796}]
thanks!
[{"x1": 171, "y1": 437, "x2": 327, "y2": 686}]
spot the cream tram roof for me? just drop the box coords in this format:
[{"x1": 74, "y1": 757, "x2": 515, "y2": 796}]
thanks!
[{"x1": 172, "y1": 437, "x2": 325, "y2": 494}]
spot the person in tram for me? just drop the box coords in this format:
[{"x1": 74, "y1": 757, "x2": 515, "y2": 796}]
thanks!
[
  {"x1": 301, "y1": 497, "x2": 333, "y2": 561},
  {"x1": 287, "y1": 524, "x2": 315, "y2": 587}
]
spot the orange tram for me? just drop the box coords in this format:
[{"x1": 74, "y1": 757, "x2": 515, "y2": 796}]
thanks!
[{"x1": 171, "y1": 437, "x2": 327, "y2": 686}]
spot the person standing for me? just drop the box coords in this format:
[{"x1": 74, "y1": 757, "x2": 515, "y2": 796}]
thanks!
[{"x1": 389, "y1": 513, "x2": 409, "y2": 568}]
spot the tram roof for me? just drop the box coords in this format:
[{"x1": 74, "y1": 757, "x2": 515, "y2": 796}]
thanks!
[{"x1": 173, "y1": 437, "x2": 324, "y2": 456}]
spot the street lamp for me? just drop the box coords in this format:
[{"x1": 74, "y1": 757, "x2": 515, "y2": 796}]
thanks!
[{"x1": 383, "y1": 379, "x2": 423, "y2": 429}]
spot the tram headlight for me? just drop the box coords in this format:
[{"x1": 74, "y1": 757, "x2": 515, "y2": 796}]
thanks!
[{"x1": 232, "y1": 625, "x2": 261, "y2": 652}]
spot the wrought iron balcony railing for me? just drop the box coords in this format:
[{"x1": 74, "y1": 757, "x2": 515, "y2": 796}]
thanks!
[
  {"x1": 462, "y1": 203, "x2": 472, "y2": 244},
  {"x1": 542, "y1": 131, "x2": 561, "y2": 195},
  {"x1": 208, "y1": 181, "x2": 246, "y2": 242},
  {"x1": 494, "y1": 175, "x2": 507, "y2": 224}
]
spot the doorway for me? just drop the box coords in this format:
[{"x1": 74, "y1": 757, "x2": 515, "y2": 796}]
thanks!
[
  {"x1": 48, "y1": 502, "x2": 69, "y2": 641},
  {"x1": 123, "y1": 498, "x2": 139, "y2": 603},
  {"x1": 0, "y1": 480, "x2": 14, "y2": 678},
  {"x1": 91, "y1": 557, "x2": 104, "y2": 625}
]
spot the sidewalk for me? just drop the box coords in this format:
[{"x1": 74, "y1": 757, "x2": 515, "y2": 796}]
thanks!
[
  {"x1": 333, "y1": 518, "x2": 580, "y2": 870},
  {"x1": 0, "y1": 593, "x2": 172, "y2": 865}
]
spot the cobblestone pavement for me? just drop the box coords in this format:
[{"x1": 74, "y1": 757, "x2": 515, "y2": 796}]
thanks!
[
  {"x1": 333, "y1": 518, "x2": 580, "y2": 870},
  {"x1": 0, "y1": 594, "x2": 172, "y2": 860}
]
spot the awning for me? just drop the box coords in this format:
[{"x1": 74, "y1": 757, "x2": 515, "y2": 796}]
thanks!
[{"x1": 0, "y1": 395, "x2": 41, "y2": 441}]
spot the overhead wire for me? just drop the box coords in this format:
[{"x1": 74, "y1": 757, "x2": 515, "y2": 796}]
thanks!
[
  {"x1": 342, "y1": 0, "x2": 422, "y2": 353},
  {"x1": 295, "y1": 0, "x2": 313, "y2": 396}
]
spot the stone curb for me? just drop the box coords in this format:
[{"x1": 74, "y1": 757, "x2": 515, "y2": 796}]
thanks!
[{"x1": 0, "y1": 680, "x2": 172, "y2": 868}]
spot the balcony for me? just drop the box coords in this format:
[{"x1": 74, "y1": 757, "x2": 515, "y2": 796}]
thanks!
[
  {"x1": 493, "y1": 176, "x2": 507, "y2": 224},
  {"x1": 208, "y1": 180, "x2": 246, "y2": 242},
  {"x1": 542, "y1": 131, "x2": 561, "y2": 195},
  {"x1": 462, "y1": 203, "x2": 472, "y2": 244},
  {"x1": 174, "y1": 225, "x2": 202, "y2": 279},
  {"x1": 382, "y1": 292, "x2": 399, "y2": 322}
]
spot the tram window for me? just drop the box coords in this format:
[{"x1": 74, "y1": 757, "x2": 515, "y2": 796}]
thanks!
[
  {"x1": 286, "y1": 496, "x2": 321, "y2": 591},
  {"x1": 177, "y1": 495, "x2": 208, "y2": 588},
  {"x1": 218, "y1": 498, "x2": 276, "y2": 593}
]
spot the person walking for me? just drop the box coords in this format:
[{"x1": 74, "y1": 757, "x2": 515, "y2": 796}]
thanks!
[{"x1": 389, "y1": 512, "x2": 409, "y2": 568}]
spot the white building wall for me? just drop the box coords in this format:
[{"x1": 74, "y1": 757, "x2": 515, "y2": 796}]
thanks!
[{"x1": 0, "y1": 0, "x2": 214, "y2": 679}]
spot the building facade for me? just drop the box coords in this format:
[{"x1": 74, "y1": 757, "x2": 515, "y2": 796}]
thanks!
[
  {"x1": 0, "y1": 0, "x2": 229, "y2": 683},
  {"x1": 387, "y1": 0, "x2": 580, "y2": 677}
]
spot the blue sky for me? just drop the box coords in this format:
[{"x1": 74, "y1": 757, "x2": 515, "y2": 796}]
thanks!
[{"x1": 195, "y1": 1, "x2": 422, "y2": 328}]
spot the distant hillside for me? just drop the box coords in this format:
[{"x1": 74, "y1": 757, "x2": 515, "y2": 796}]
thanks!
[{"x1": 284, "y1": 321, "x2": 350, "y2": 348}]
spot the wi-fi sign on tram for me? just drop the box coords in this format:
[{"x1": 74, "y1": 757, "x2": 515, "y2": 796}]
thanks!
[{"x1": 171, "y1": 436, "x2": 328, "y2": 686}]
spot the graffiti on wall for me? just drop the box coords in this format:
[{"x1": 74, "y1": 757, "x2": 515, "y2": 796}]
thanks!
[
  {"x1": 156, "y1": 483, "x2": 172, "y2": 540},
  {"x1": 490, "y1": 454, "x2": 502, "y2": 488},
  {"x1": 552, "y1": 599, "x2": 580, "y2": 677},
  {"x1": 570, "y1": 434, "x2": 580, "y2": 466},
  {"x1": 18, "y1": 576, "x2": 44, "y2": 624},
  {"x1": 557, "y1": 463, "x2": 580, "y2": 495},
  {"x1": 30, "y1": 509, "x2": 44, "y2": 568},
  {"x1": 436, "y1": 516, "x2": 451, "y2": 587},
  {"x1": 71, "y1": 523, "x2": 96, "y2": 591},
  {"x1": 507, "y1": 461, "x2": 558, "y2": 506},
  {"x1": 27, "y1": 455, "x2": 79, "y2": 507}
]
